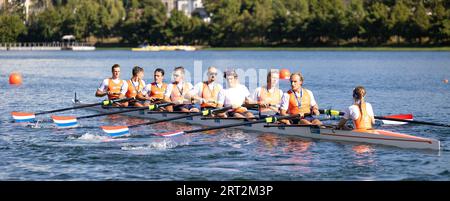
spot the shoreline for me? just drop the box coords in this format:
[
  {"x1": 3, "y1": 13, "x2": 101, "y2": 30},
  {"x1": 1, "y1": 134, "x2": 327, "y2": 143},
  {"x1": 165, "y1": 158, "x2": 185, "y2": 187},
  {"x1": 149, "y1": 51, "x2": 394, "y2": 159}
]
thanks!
[{"x1": 95, "y1": 46, "x2": 450, "y2": 51}]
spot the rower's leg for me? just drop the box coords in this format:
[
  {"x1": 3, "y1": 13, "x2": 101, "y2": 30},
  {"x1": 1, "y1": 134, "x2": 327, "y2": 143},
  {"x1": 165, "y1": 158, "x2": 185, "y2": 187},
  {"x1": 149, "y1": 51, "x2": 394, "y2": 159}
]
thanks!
[
  {"x1": 216, "y1": 112, "x2": 227, "y2": 118},
  {"x1": 233, "y1": 113, "x2": 245, "y2": 118},
  {"x1": 299, "y1": 119, "x2": 312, "y2": 125},
  {"x1": 279, "y1": 119, "x2": 291, "y2": 125},
  {"x1": 119, "y1": 102, "x2": 129, "y2": 107},
  {"x1": 311, "y1": 119, "x2": 322, "y2": 125},
  {"x1": 180, "y1": 108, "x2": 189, "y2": 112},
  {"x1": 244, "y1": 112, "x2": 255, "y2": 120},
  {"x1": 165, "y1": 105, "x2": 174, "y2": 112},
  {"x1": 190, "y1": 108, "x2": 200, "y2": 112},
  {"x1": 133, "y1": 102, "x2": 144, "y2": 107}
]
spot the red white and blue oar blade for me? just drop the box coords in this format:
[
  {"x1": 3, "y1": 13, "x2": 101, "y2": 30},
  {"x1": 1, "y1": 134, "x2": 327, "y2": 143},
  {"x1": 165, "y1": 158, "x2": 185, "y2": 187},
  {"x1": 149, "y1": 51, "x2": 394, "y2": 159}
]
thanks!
[
  {"x1": 101, "y1": 126, "x2": 130, "y2": 138},
  {"x1": 153, "y1": 130, "x2": 185, "y2": 137},
  {"x1": 51, "y1": 115, "x2": 78, "y2": 128},
  {"x1": 11, "y1": 112, "x2": 36, "y2": 122},
  {"x1": 381, "y1": 114, "x2": 413, "y2": 125}
]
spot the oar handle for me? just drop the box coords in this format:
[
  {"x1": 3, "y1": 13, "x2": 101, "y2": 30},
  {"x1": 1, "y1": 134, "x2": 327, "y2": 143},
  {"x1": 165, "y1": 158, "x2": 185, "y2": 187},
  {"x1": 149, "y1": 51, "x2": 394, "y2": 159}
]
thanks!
[
  {"x1": 129, "y1": 106, "x2": 232, "y2": 128},
  {"x1": 35, "y1": 97, "x2": 134, "y2": 115},
  {"x1": 78, "y1": 102, "x2": 173, "y2": 120},
  {"x1": 319, "y1": 109, "x2": 345, "y2": 116},
  {"x1": 375, "y1": 116, "x2": 450, "y2": 128},
  {"x1": 184, "y1": 114, "x2": 301, "y2": 134}
]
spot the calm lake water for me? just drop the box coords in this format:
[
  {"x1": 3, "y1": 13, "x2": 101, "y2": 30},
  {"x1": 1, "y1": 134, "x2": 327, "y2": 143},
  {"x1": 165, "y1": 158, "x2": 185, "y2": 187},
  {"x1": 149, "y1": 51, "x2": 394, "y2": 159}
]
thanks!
[{"x1": 0, "y1": 50, "x2": 449, "y2": 180}]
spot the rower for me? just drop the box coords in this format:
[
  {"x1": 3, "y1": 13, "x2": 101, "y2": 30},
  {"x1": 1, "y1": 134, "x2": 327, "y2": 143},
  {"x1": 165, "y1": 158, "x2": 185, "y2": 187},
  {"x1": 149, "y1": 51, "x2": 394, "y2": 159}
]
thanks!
[
  {"x1": 190, "y1": 66, "x2": 223, "y2": 111},
  {"x1": 95, "y1": 64, "x2": 128, "y2": 107},
  {"x1": 164, "y1": 66, "x2": 199, "y2": 112},
  {"x1": 279, "y1": 72, "x2": 322, "y2": 125},
  {"x1": 216, "y1": 69, "x2": 255, "y2": 119},
  {"x1": 251, "y1": 69, "x2": 283, "y2": 116},
  {"x1": 138, "y1": 68, "x2": 167, "y2": 107},
  {"x1": 337, "y1": 86, "x2": 375, "y2": 130},
  {"x1": 125, "y1": 66, "x2": 146, "y2": 107}
]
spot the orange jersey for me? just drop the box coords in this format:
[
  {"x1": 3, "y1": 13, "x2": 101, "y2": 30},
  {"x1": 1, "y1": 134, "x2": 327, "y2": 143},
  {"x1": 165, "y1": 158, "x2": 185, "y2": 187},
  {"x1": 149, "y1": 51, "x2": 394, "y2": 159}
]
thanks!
[
  {"x1": 149, "y1": 82, "x2": 167, "y2": 100},
  {"x1": 258, "y1": 87, "x2": 281, "y2": 113},
  {"x1": 287, "y1": 88, "x2": 311, "y2": 115},
  {"x1": 107, "y1": 79, "x2": 124, "y2": 100},
  {"x1": 125, "y1": 79, "x2": 145, "y2": 98},
  {"x1": 201, "y1": 82, "x2": 220, "y2": 108},
  {"x1": 170, "y1": 82, "x2": 190, "y2": 102},
  {"x1": 353, "y1": 102, "x2": 373, "y2": 130}
]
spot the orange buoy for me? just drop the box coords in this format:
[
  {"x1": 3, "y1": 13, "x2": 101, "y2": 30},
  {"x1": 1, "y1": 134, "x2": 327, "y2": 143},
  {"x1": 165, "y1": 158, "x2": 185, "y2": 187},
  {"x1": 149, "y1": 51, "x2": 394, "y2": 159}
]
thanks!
[
  {"x1": 279, "y1": 68, "x2": 291, "y2": 80},
  {"x1": 9, "y1": 72, "x2": 23, "y2": 85},
  {"x1": 444, "y1": 79, "x2": 449, "y2": 84}
]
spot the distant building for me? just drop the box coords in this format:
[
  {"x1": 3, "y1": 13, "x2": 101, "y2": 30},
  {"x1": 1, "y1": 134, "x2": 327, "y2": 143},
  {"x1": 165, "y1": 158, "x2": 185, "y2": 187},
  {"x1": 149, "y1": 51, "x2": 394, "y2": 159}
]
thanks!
[{"x1": 161, "y1": 0, "x2": 210, "y2": 22}]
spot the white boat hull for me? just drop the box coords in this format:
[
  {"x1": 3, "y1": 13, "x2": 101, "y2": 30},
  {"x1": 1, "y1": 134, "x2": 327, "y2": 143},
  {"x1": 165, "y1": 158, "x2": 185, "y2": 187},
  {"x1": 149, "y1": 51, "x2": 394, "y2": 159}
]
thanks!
[{"x1": 75, "y1": 103, "x2": 440, "y2": 151}]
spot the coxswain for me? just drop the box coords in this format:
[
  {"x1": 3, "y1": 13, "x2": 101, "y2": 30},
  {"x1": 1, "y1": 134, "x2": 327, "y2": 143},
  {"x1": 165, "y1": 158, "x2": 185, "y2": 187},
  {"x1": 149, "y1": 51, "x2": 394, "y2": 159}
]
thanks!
[{"x1": 337, "y1": 86, "x2": 375, "y2": 130}]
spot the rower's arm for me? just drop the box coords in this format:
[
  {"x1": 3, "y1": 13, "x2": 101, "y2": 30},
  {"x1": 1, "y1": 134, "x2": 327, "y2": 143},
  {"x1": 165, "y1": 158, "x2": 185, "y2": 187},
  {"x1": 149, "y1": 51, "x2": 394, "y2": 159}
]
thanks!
[
  {"x1": 95, "y1": 89, "x2": 106, "y2": 97},
  {"x1": 311, "y1": 104, "x2": 320, "y2": 116},
  {"x1": 337, "y1": 118, "x2": 349, "y2": 130},
  {"x1": 136, "y1": 92, "x2": 147, "y2": 101}
]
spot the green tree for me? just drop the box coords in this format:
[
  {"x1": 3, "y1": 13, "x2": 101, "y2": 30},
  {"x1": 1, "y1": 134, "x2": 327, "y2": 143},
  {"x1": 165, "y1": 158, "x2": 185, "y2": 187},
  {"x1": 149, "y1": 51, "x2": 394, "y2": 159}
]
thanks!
[
  {"x1": 389, "y1": 0, "x2": 411, "y2": 45},
  {"x1": 362, "y1": 2, "x2": 391, "y2": 45},
  {"x1": 27, "y1": 7, "x2": 63, "y2": 41},
  {"x1": 407, "y1": 2, "x2": 431, "y2": 44},
  {"x1": 345, "y1": 0, "x2": 367, "y2": 44},
  {"x1": 165, "y1": 9, "x2": 192, "y2": 44},
  {"x1": 429, "y1": 0, "x2": 450, "y2": 44},
  {"x1": 205, "y1": 0, "x2": 244, "y2": 46},
  {"x1": 121, "y1": 0, "x2": 167, "y2": 45},
  {"x1": 96, "y1": 0, "x2": 126, "y2": 39},
  {"x1": 307, "y1": 0, "x2": 347, "y2": 45},
  {"x1": 0, "y1": 14, "x2": 27, "y2": 42}
]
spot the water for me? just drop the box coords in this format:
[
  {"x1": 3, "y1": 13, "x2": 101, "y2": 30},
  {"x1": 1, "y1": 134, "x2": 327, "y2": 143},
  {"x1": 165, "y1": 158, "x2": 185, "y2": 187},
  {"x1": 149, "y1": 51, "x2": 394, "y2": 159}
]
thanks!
[{"x1": 0, "y1": 50, "x2": 449, "y2": 180}]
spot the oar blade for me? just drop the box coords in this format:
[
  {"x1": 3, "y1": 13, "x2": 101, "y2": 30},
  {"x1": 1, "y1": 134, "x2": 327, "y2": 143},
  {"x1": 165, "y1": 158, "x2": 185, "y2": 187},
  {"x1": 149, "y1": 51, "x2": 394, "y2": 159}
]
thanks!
[
  {"x1": 101, "y1": 125, "x2": 130, "y2": 138},
  {"x1": 153, "y1": 130, "x2": 185, "y2": 137},
  {"x1": 51, "y1": 115, "x2": 78, "y2": 128},
  {"x1": 381, "y1": 114, "x2": 413, "y2": 125},
  {"x1": 11, "y1": 112, "x2": 36, "y2": 122}
]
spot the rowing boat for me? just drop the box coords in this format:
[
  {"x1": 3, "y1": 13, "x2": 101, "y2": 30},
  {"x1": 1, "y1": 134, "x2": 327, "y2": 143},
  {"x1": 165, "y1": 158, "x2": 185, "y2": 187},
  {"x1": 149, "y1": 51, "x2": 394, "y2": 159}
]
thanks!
[{"x1": 73, "y1": 100, "x2": 440, "y2": 151}]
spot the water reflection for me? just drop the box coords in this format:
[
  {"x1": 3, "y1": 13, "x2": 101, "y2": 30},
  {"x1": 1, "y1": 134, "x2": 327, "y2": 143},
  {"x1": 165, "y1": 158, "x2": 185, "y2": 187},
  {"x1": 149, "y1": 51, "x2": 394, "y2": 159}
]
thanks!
[{"x1": 351, "y1": 145, "x2": 376, "y2": 167}]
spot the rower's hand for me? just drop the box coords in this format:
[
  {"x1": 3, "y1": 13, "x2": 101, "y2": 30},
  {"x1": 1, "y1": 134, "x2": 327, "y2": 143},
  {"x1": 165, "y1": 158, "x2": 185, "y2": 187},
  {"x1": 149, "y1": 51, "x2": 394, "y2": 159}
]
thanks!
[
  {"x1": 107, "y1": 91, "x2": 120, "y2": 95},
  {"x1": 260, "y1": 103, "x2": 269, "y2": 108},
  {"x1": 231, "y1": 104, "x2": 241, "y2": 109},
  {"x1": 313, "y1": 109, "x2": 320, "y2": 116},
  {"x1": 174, "y1": 99, "x2": 184, "y2": 105},
  {"x1": 299, "y1": 113, "x2": 305, "y2": 118}
]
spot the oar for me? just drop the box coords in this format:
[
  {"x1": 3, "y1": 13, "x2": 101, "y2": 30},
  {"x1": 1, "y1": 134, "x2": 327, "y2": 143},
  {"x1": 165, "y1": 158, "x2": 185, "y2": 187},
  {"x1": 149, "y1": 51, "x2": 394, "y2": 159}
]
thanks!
[
  {"x1": 51, "y1": 102, "x2": 173, "y2": 128},
  {"x1": 11, "y1": 97, "x2": 134, "y2": 123},
  {"x1": 320, "y1": 109, "x2": 449, "y2": 128},
  {"x1": 101, "y1": 106, "x2": 233, "y2": 137},
  {"x1": 319, "y1": 109, "x2": 413, "y2": 120},
  {"x1": 374, "y1": 116, "x2": 450, "y2": 128},
  {"x1": 152, "y1": 114, "x2": 301, "y2": 137}
]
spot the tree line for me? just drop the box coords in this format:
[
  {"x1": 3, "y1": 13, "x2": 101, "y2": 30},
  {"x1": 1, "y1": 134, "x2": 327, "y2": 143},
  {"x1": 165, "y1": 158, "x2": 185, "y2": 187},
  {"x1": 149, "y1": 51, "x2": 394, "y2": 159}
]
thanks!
[{"x1": 0, "y1": 0, "x2": 449, "y2": 46}]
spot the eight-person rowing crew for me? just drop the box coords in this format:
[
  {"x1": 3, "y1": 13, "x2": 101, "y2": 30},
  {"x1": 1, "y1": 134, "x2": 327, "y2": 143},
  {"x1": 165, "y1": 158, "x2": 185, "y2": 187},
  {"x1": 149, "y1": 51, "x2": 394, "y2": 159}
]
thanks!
[{"x1": 95, "y1": 64, "x2": 375, "y2": 129}]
